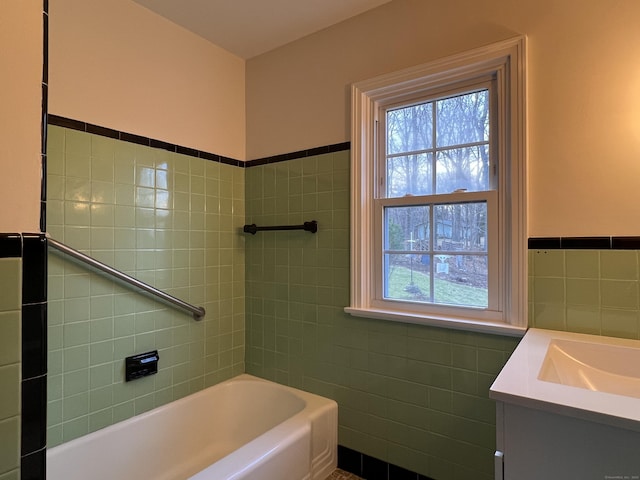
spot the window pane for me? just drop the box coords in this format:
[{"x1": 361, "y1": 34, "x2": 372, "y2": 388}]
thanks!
[
  {"x1": 433, "y1": 255, "x2": 488, "y2": 307},
  {"x1": 384, "y1": 253, "x2": 432, "y2": 302},
  {"x1": 436, "y1": 90, "x2": 489, "y2": 148},
  {"x1": 386, "y1": 153, "x2": 433, "y2": 197},
  {"x1": 384, "y1": 253, "x2": 488, "y2": 308},
  {"x1": 434, "y1": 202, "x2": 487, "y2": 252},
  {"x1": 387, "y1": 103, "x2": 433, "y2": 154},
  {"x1": 384, "y1": 205, "x2": 430, "y2": 251},
  {"x1": 435, "y1": 145, "x2": 490, "y2": 193}
]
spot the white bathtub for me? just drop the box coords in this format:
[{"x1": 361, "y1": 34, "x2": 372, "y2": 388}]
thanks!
[{"x1": 47, "y1": 374, "x2": 337, "y2": 480}]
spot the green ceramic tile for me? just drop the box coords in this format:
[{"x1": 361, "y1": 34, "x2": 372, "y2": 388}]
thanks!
[
  {"x1": 62, "y1": 416, "x2": 88, "y2": 443},
  {"x1": 566, "y1": 306, "x2": 601, "y2": 335},
  {"x1": 47, "y1": 126, "x2": 65, "y2": 174},
  {"x1": 532, "y1": 303, "x2": 566, "y2": 330},
  {"x1": 565, "y1": 278, "x2": 599, "y2": 306},
  {"x1": 47, "y1": 200, "x2": 65, "y2": 226},
  {"x1": 532, "y1": 250, "x2": 565, "y2": 277},
  {"x1": 0, "y1": 260, "x2": 21, "y2": 312},
  {"x1": 48, "y1": 374, "x2": 62, "y2": 401},
  {"x1": 0, "y1": 365, "x2": 19, "y2": 421},
  {"x1": 63, "y1": 368, "x2": 89, "y2": 397},
  {"x1": 477, "y1": 348, "x2": 506, "y2": 375},
  {"x1": 565, "y1": 250, "x2": 599, "y2": 278},
  {"x1": 65, "y1": 201, "x2": 91, "y2": 226},
  {"x1": 600, "y1": 250, "x2": 638, "y2": 280},
  {"x1": 601, "y1": 280, "x2": 639, "y2": 309},
  {"x1": 89, "y1": 384, "x2": 113, "y2": 411},
  {"x1": 601, "y1": 308, "x2": 640, "y2": 339},
  {"x1": 64, "y1": 322, "x2": 90, "y2": 347},
  {"x1": 112, "y1": 401, "x2": 134, "y2": 424},
  {"x1": 89, "y1": 409, "x2": 113, "y2": 433},
  {"x1": 64, "y1": 130, "x2": 91, "y2": 179},
  {"x1": 63, "y1": 390, "x2": 90, "y2": 422},
  {"x1": 0, "y1": 417, "x2": 19, "y2": 474},
  {"x1": 91, "y1": 181, "x2": 115, "y2": 204},
  {"x1": 0, "y1": 468, "x2": 19, "y2": 480},
  {"x1": 533, "y1": 277, "x2": 565, "y2": 304},
  {"x1": 0, "y1": 312, "x2": 20, "y2": 366}
]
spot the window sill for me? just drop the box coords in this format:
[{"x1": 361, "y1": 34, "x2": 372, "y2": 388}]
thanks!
[{"x1": 344, "y1": 306, "x2": 527, "y2": 337}]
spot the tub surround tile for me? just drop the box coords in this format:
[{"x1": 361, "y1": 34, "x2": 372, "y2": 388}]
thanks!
[{"x1": 47, "y1": 126, "x2": 245, "y2": 447}]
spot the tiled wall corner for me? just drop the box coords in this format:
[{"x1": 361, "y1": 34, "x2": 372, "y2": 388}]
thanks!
[
  {"x1": 46, "y1": 125, "x2": 245, "y2": 447},
  {"x1": 244, "y1": 151, "x2": 520, "y2": 480},
  {"x1": 529, "y1": 249, "x2": 640, "y2": 339}
]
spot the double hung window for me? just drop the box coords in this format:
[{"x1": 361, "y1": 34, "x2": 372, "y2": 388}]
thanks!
[{"x1": 347, "y1": 37, "x2": 527, "y2": 335}]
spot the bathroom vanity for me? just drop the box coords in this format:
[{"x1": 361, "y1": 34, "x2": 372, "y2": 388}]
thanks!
[{"x1": 490, "y1": 328, "x2": 640, "y2": 480}]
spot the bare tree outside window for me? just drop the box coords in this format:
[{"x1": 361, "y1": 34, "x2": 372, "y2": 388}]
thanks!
[{"x1": 383, "y1": 90, "x2": 490, "y2": 308}]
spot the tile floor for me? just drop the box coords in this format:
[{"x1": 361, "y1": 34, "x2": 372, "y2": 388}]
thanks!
[{"x1": 325, "y1": 468, "x2": 364, "y2": 480}]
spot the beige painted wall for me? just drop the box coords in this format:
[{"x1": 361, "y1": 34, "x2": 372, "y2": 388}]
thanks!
[
  {"x1": 246, "y1": 0, "x2": 640, "y2": 237},
  {"x1": 49, "y1": 0, "x2": 246, "y2": 160},
  {"x1": 0, "y1": 1, "x2": 43, "y2": 232}
]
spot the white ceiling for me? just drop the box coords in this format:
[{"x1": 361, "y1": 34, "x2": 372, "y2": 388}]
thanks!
[{"x1": 132, "y1": 0, "x2": 392, "y2": 59}]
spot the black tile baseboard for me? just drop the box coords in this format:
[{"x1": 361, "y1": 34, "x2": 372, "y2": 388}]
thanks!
[{"x1": 337, "y1": 445, "x2": 434, "y2": 480}]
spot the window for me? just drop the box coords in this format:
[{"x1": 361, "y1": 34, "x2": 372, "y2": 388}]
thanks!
[{"x1": 346, "y1": 37, "x2": 527, "y2": 335}]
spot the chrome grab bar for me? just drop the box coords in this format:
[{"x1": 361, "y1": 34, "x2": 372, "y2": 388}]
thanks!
[{"x1": 48, "y1": 237, "x2": 205, "y2": 320}]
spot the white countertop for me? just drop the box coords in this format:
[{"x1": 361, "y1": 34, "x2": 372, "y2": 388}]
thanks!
[{"x1": 490, "y1": 328, "x2": 640, "y2": 432}]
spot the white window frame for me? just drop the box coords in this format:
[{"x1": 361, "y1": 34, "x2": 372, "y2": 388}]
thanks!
[{"x1": 346, "y1": 36, "x2": 527, "y2": 336}]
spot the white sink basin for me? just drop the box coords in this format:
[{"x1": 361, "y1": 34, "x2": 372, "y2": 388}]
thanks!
[
  {"x1": 538, "y1": 339, "x2": 640, "y2": 399},
  {"x1": 490, "y1": 328, "x2": 640, "y2": 432}
]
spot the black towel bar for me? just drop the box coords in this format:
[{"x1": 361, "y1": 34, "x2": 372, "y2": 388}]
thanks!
[{"x1": 243, "y1": 221, "x2": 317, "y2": 235}]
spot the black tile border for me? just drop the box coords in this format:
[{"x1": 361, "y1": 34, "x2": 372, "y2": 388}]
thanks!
[
  {"x1": 21, "y1": 447, "x2": 45, "y2": 480},
  {"x1": 21, "y1": 375, "x2": 47, "y2": 454},
  {"x1": 337, "y1": 445, "x2": 434, "y2": 480},
  {"x1": 22, "y1": 235, "x2": 47, "y2": 305},
  {"x1": 21, "y1": 303, "x2": 47, "y2": 379},
  {"x1": 48, "y1": 114, "x2": 245, "y2": 167},
  {"x1": 528, "y1": 236, "x2": 640, "y2": 250},
  {"x1": 244, "y1": 141, "x2": 351, "y2": 167},
  {"x1": 0, "y1": 233, "x2": 23, "y2": 258},
  {"x1": 19, "y1": 233, "x2": 48, "y2": 475},
  {"x1": 47, "y1": 115, "x2": 351, "y2": 169}
]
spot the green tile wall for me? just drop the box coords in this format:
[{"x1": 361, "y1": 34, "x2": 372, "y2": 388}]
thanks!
[
  {"x1": 0, "y1": 258, "x2": 21, "y2": 479},
  {"x1": 46, "y1": 126, "x2": 245, "y2": 447},
  {"x1": 244, "y1": 152, "x2": 519, "y2": 480},
  {"x1": 530, "y1": 249, "x2": 640, "y2": 339}
]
